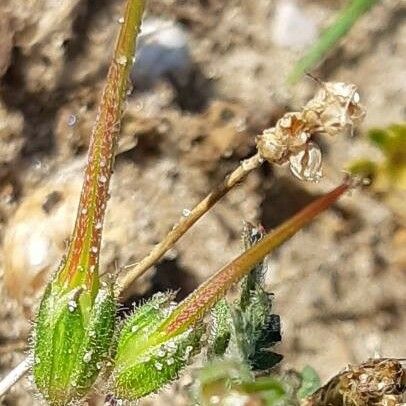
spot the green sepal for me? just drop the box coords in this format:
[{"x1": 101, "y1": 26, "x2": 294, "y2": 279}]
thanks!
[
  {"x1": 114, "y1": 292, "x2": 176, "y2": 370},
  {"x1": 112, "y1": 292, "x2": 203, "y2": 401},
  {"x1": 33, "y1": 284, "x2": 116, "y2": 405},
  {"x1": 207, "y1": 299, "x2": 232, "y2": 358}
]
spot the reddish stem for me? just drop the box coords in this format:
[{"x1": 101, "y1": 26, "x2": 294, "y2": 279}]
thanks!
[{"x1": 57, "y1": 0, "x2": 145, "y2": 293}]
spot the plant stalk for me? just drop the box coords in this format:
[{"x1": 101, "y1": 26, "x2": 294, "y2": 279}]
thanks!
[
  {"x1": 58, "y1": 0, "x2": 145, "y2": 294},
  {"x1": 0, "y1": 359, "x2": 30, "y2": 398},
  {"x1": 118, "y1": 152, "x2": 263, "y2": 295}
]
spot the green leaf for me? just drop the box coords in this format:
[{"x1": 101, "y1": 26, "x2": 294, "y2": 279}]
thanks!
[
  {"x1": 297, "y1": 366, "x2": 321, "y2": 399},
  {"x1": 240, "y1": 376, "x2": 287, "y2": 404},
  {"x1": 348, "y1": 123, "x2": 406, "y2": 191},
  {"x1": 194, "y1": 360, "x2": 288, "y2": 406}
]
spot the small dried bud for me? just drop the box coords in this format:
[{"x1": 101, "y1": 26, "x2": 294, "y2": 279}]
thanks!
[
  {"x1": 256, "y1": 112, "x2": 311, "y2": 165},
  {"x1": 256, "y1": 81, "x2": 365, "y2": 182},
  {"x1": 111, "y1": 292, "x2": 203, "y2": 401},
  {"x1": 33, "y1": 285, "x2": 116, "y2": 405}
]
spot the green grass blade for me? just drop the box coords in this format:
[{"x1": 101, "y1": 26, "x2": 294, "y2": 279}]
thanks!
[{"x1": 288, "y1": 0, "x2": 378, "y2": 84}]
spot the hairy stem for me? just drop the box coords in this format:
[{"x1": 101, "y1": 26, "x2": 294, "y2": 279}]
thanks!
[
  {"x1": 117, "y1": 152, "x2": 263, "y2": 295},
  {"x1": 58, "y1": 0, "x2": 145, "y2": 294},
  {"x1": 159, "y1": 181, "x2": 350, "y2": 338}
]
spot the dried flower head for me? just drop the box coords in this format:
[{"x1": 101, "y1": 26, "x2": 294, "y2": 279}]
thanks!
[
  {"x1": 256, "y1": 81, "x2": 365, "y2": 182},
  {"x1": 305, "y1": 81, "x2": 366, "y2": 137},
  {"x1": 303, "y1": 358, "x2": 405, "y2": 406}
]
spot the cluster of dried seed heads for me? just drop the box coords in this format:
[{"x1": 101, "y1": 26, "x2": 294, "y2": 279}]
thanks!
[
  {"x1": 256, "y1": 81, "x2": 365, "y2": 182},
  {"x1": 303, "y1": 358, "x2": 405, "y2": 406}
]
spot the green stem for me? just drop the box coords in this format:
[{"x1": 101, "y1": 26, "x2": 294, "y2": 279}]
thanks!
[
  {"x1": 58, "y1": 0, "x2": 146, "y2": 295},
  {"x1": 160, "y1": 181, "x2": 350, "y2": 338},
  {"x1": 288, "y1": 0, "x2": 378, "y2": 84}
]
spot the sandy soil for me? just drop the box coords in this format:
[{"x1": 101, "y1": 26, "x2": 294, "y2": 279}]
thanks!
[{"x1": 0, "y1": 0, "x2": 404, "y2": 404}]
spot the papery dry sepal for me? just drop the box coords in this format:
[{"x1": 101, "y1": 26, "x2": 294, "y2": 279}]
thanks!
[{"x1": 256, "y1": 81, "x2": 365, "y2": 182}]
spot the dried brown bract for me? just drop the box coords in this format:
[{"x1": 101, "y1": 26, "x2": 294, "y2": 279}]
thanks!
[{"x1": 256, "y1": 81, "x2": 365, "y2": 182}]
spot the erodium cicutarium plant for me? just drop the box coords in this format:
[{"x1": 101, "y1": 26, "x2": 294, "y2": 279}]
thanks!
[{"x1": 0, "y1": 1, "x2": 369, "y2": 404}]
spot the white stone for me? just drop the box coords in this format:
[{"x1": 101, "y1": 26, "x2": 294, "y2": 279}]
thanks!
[{"x1": 272, "y1": 0, "x2": 317, "y2": 49}]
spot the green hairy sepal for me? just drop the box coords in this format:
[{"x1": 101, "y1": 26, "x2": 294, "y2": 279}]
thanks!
[
  {"x1": 33, "y1": 283, "x2": 116, "y2": 405},
  {"x1": 207, "y1": 299, "x2": 232, "y2": 357},
  {"x1": 111, "y1": 292, "x2": 203, "y2": 400}
]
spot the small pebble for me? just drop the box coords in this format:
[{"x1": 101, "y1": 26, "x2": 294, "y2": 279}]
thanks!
[
  {"x1": 272, "y1": 0, "x2": 317, "y2": 49},
  {"x1": 131, "y1": 18, "x2": 192, "y2": 89}
]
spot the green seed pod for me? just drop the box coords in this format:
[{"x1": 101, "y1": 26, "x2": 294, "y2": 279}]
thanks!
[
  {"x1": 30, "y1": 0, "x2": 147, "y2": 403},
  {"x1": 111, "y1": 292, "x2": 203, "y2": 401},
  {"x1": 33, "y1": 283, "x2": 116, "y2": 405}
]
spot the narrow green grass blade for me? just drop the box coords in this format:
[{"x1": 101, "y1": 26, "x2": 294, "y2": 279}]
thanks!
[{"x1": 288, "y1": 0, "x2": 378, "y2": 84}]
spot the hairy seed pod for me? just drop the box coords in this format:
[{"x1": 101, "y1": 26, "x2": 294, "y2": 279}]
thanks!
[
  {"x1": 31, "y1": 0, "x2": 145, "y2": 403},
  {"x1": 33, "y1": 284, "x2": 116, "y2": 405},
  {"x1": 111, "y1": 292, "x2": 203, "y2": 400}
]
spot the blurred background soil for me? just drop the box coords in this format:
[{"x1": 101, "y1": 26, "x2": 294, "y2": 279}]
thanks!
[{"x1": 0, "y1": 0, "x2": 405, "y2": 404}]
